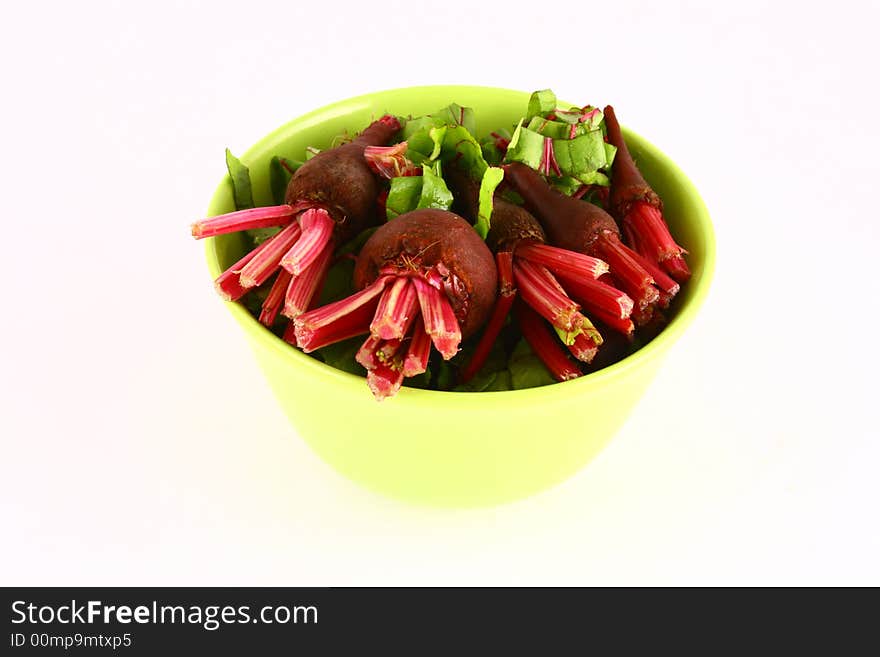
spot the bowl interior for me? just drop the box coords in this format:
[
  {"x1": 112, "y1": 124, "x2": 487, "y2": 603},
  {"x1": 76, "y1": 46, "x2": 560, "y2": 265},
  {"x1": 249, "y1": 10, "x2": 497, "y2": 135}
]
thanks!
[{"x1": 205, "y1": 85, "x2": 715, "y2": 402}]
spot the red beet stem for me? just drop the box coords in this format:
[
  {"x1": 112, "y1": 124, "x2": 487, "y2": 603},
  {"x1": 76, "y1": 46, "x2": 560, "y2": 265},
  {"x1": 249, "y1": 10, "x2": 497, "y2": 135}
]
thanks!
[
  {"x1": 366, "y1": 362, "x2": 405, "y2": 401},
  {"x1": 513, "y1": 259, "x2": 582, "y2": 332},
  {"x1": 363, "y1": 142, "x2": 420, "y2": 179},
  {"x1": 567, "y1": 333, "x2": 599, "y2": 363},
  {"x1": 370, "y1": 277, "x2": 420, "y2": 340},
  {"x1": 589, "y1": 307, "x2": 636, "y2": 338},
  {"x1": 355, "y1": 335, "x2": 382, "y2": 370},
  {"x1": 626, "y1": 203, "x2": 691, "y2": 281},
  {"x1": 412, "y1": 277, "x2": 462, "y2": 360},
  {"x1": 293, "y1": 276, "x2": 391, "y2": 351},
  {"x1": 554, "y1": 272, "x2": 634, "y2": 320},
  {"x1": 213, "y1": 239, "x2": 273, "y2": 301},
  {"x1": 402, "y1": 317, "x2": 431, "y2": 377},
  {"x1": 238, "y1": 221, "x2": 303, "y2": 289},
  {"x1": 191, "y1": 204, "x2": 296, "y2": 239},
  {"x1": 515, "y1": 242, "x2": 609, "y2": 280},
  {"x1": 282, "y1": 320, "x2": 298, "y2": 346},
  {"x1": 514, "y1": 301, "x2": 582, "y2": 382},
  {"x1": 259, "y1": 269, "x2": 293, "y2": 327},
  {"x1": 282, "y1": 240, "x2": 334, "y2": 319},
  {"x1": 280, "y1": 208, "x2": 335, "y2": 276},
  {"x1": 460, "y1": 252, "x2": 516, "y2": 384},
  {"x1": 594, "y1": 233, "x2": 660, "y2": 309}
]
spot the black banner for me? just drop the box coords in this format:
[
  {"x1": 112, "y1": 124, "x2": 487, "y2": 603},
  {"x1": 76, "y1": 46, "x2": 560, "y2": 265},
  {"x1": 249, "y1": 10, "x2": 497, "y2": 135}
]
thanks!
[{"x1": 2, "y1": 587, "x2": 861, "y2": 652}]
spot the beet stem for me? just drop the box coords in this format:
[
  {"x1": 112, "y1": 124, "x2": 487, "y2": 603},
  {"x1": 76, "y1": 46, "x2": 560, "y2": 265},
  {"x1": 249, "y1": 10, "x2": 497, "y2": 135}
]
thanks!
[
  {"x1": 282, "y1": 320, "x2": 298, "y2": 346},
  {"x1": 567, "y1": 333, "x2": 599, "y2": 363},
  {"x1": 514, "y1": 301, "x2": 582, "y2": 382},
  {"x1": 366, "y1": 362, "x2": 405, "y2": 401},
  {"x1": 191, "y1": 204, "x2": 296, "y2": 239},
  {"x1": 282, "y1": 241, "x2": 334, "y2": 319},
  {"x1": 213, "y1": 239, "x2": 273, "y2": 301},
  {"x1": 595, "y1": 233, "x2": 660, "y2": 309},
  {"x1": 238, "y1": 221, "x2": 303, "y2": 289},
  {"x1": 554, "y1": 272, "x2": 635, "y2": 320},
  {"x1": 589, "y1": 307, "x2": 636, "y2": 338},
  {"x1": 513, "y1": 259, "x2": 582, "y2": 332},
  {"x1": 626, "y1": 203, "x2": 691, "y2": 281},
  {"x1": 460, "y1": 252, "x2": 516, "y2": 384},
  {"x1": 402, "y1": 317, "x2": 431, "y2": 377},
  {"x1": 515, "y1": 242, "x2": 609, "y2": 280},
  {"x1": 259, "y1": 269, "x2": 293, "y2": 327},
  {"x1": 363, "y1": 142, "x2": 420, "y2": 179},
  {"x1": 370, "y1": 278, "x2": 420, "y2": 340},
  {"x1": 356, "y1": 335, "x2": 382, "y2": 370},
  {"x1": 293, "y1": 276, "x2": 391, "y2": 350},
  {"x1": 280, "y1": 208, "x2": 335, "y2": 276},
  {"x1": 412, "y1": 277, "x2": 462, "y2": 360}
]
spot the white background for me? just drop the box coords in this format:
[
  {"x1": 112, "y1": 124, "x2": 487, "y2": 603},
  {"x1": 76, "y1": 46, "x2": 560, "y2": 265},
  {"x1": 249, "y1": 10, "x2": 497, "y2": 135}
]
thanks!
[{"x1": 2, "y1": 0, "x2": 877, "y2": 585}]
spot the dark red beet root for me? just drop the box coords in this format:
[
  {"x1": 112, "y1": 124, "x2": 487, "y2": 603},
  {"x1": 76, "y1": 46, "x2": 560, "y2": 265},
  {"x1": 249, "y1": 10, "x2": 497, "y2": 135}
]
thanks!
[
  {"x1": 354, "y1": 209, "x2": 497, "y2": 339},
  {"x1": 286, "y1": 115, "x2": 401, "y2": 243},
  {"x1": 447, "y1": 166, "x2": 634, "y2": 382},
  {"x1": 603, "y1": 106, "x2": 690, "y2": 282},
  {"x1": 192, "y1": 115, "x2": 400, "y2": 322},
  {"x1": 503, "y1": 162, "x2": 667, "y2": 323},
  {"x1": 295, "y1": 209, "x2": 497, "y2": 400}
]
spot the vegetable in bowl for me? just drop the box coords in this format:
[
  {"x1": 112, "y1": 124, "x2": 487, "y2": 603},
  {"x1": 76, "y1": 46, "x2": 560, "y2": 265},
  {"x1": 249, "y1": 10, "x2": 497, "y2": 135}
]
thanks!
[
  {"x1": 192, "y1": 90, "x2": 692, "y2": 401},
  {"x1": 194, "y1": 85, "x2": 714, "y2": 506}
]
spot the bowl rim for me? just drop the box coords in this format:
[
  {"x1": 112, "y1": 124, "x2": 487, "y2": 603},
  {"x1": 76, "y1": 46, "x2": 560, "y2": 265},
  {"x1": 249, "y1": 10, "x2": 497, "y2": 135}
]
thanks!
[{"x1": 203, "y1": 85, "x2": 715, "y2": 407}]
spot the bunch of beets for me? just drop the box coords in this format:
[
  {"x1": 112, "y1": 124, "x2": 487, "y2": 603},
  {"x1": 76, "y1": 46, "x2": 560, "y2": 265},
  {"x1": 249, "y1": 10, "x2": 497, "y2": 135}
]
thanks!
[{"x1": 192, "y1": 106, "x2": 689, "y2": 400}]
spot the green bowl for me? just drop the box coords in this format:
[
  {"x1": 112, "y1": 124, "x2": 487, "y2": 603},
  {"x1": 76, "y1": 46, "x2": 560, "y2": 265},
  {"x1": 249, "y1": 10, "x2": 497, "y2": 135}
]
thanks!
[{"x1": 204, "y1": 85, "x2": 715, "y2": 507}]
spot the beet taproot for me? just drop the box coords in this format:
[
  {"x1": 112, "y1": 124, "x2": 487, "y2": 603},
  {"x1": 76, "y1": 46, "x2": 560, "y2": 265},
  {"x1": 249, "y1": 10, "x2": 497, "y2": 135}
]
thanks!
[
  {"x1": 603, "y1": 106, "x2": 690, "y2": 282},
  {"x1": 192, "y1": 115, "x2": 400, "y2": 324},
  {"x1": 447, "y1": 165, "x2": 632, "y2": 383},
  {"x1": 294, "y1": 209, "x2": 497, "y2": 400},
  {"x1": 503, "y1": 162, "x2": 675, "y2": 324}
]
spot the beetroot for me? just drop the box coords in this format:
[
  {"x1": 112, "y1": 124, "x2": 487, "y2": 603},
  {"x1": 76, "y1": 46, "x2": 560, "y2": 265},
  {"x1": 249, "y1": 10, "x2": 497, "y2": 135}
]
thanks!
[
  {"x1": 447, "y1": 166, "x2": 633, "y2": 383},
  {"x1": 191, "y1": 115, "x2": 401, "y2": 324},
  {"x1": 503, "y1": 162, "x2": 677, "y2": 325},
  {"x1": 294, "y1": 209, "x2": 497, "y2": 400},
  {"x1": 603, "y1": 106, "x2": 690, "y2": 282}
]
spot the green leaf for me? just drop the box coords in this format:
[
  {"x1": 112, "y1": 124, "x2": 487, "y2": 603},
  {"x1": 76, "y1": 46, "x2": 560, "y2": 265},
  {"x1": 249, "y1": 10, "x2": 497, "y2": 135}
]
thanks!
[
  {"x1": 318, "y1": 258, "x2": 355, "y2": 305},
  {"x1": 225, "y1": 149, "x2": 254, "y2": 210},
  {"x1": 604, "y1": 142, "x2": 617, "y2": 167},
  {"x1": 417, "y1": 161, "x2": 454, "y2": 211},
  {"x1": 475, "y1": 166, "x2": 504, "y2": 239},
  {"x1": 573, "y1": 170, "x2": 611, "y2": 186},
  {"x1": 246, "y1": 226, "x2": 281, "y2": 246},
  {"x1": 440, "y1": 125, "x2": 488, "y2": 178},
  {"x1": 504, "y1": 121, "x2": 544, "y2": 170},
  {"x1": 527, "y1": 89, "x2": 557, "y2": 120},
  {"x1": 403, "y1": 368, "x2": 432, "y2": 390},
  {"x1": 453, "y1": 371, "x2": 498, "y2": 392},
  {"x1": 427, "y1": 125, "x2": 447, "y2": 160},
  {"x1": 316, "y1": 336, "x2": 366, "y2": 376},
  {"x1": 508, "y1": 338, "x2": 556, "y2": 389},
  {"x1": 552, "y1": 129, "x2": 608, "y2": 177},
  {"x1": 484, "y1": 370, "x2": 513, "y2": 391},
  {"x1": 434, "y1": 360, "x2": 456, "y2": 391},
  {"x1": 269, "y1": 156, "x2": 301, "y2": 205},
  {"x1": 386, "y1": 176, "x2": 423, "y2": 220},
  {"x1": 337, "y1": 226, "x2": 378, "y2": 256},
  {"x1": 526, "y1": 116, "x2": 573, "y2": 140}
]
